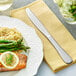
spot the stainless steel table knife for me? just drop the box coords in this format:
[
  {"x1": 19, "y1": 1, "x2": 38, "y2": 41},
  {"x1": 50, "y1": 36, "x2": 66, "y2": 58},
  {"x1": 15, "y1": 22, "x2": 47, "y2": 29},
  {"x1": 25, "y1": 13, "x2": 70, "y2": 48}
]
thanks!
[{"x1": 26, "y1": 8, "x2": 73, "y2": 64}]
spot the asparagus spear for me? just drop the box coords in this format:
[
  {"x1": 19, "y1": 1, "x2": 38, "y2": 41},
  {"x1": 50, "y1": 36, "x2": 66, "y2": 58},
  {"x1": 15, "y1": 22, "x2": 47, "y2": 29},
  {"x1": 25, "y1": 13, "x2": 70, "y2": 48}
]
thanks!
[
  {"x1": 0, "y1": 46, "x2": 30, "y2": 53},
  {"x1": 0, "y1": 38, "x2": 30, "y2": 53},
  {"x1": 0, "y1": 39, "x2": 22, "y2": 48},
  {"x1": 0, "y1": 48, "x2": 20, "y2": 53},
  {"x1": 0, "y1": 40, "x2": 15, "y2": 43}
]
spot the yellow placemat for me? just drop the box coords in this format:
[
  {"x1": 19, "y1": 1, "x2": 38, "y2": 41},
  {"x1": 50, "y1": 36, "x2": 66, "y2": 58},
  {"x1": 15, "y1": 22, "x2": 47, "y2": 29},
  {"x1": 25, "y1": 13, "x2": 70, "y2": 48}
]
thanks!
[{"x1": 11, "y1": 0, "x2": 76, "y2": 72}]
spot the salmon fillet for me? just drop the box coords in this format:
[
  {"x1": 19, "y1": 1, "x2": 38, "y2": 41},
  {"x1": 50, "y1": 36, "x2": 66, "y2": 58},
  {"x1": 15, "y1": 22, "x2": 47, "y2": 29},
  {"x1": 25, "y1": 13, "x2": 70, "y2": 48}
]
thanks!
[{"x1": 0, "y1": 53, "x2": 27, "y2": 72}]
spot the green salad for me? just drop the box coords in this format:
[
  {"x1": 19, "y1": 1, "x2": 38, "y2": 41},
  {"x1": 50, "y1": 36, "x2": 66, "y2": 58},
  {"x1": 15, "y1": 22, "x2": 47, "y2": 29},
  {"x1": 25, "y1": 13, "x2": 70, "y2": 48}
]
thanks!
[{"x1": 56, "y1": 0, "x2": 76, "y2": 22}]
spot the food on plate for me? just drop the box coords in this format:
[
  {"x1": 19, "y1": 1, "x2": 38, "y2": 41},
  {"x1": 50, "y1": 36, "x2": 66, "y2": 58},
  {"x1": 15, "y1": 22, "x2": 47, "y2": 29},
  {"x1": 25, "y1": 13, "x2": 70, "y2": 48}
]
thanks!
[
  {"x1": 0, "y1": 27, "x2": 30, "y2": 53},
  {"x1": 55, "y1": 0, "x2": 76, "y2": 22},
  {"x1": 0, "y1": 52, "x2": 27, "y2": 72},
  {"x1": 0, "y1": 52, "x2": 19, "y2": 69},
  {"x1": 0, "y1": 27, "x2": 22, "y2": 41},
  {"x1": 0, "y1": 27, "x2": 30, "y2": 72}
]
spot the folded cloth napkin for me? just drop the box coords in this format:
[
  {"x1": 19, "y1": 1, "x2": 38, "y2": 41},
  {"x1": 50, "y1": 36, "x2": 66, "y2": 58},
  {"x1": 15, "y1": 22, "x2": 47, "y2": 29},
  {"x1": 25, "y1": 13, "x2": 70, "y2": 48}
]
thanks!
[{"x1": 11, "y1": 0, "x2": 76, "y2": 72}]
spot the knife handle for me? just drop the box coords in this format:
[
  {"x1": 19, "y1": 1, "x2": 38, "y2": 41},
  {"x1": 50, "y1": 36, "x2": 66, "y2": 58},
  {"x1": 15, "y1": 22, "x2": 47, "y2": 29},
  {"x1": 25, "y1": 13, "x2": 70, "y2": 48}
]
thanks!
[{"x1": 46, "y1": 34, "x2": 73, "y2": 64}]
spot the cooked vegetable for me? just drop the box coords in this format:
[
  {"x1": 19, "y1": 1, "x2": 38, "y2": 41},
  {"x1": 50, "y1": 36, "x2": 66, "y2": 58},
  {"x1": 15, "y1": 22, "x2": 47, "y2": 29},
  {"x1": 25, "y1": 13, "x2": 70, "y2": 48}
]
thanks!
[
  {"x1": 0, "y1": 39, "x2": 22, "y2": 48},
  {"x1": 0, "y1": 41, "x2": 17, "y2": 48},
  {"x1": 0, "y1": 48, "x2": 20, "y2": 53},
  {"x1": 0, "y1": 39, "x2": 30, "y2": 53},
  {"x1": 19, "y1": 45, "x2": 30, "y2": 52},
  {"x1": 0, "y1": 40, "x2": 15, "y2": 43},
  {"x1": 0, "y1": 46, "x2": 30, "y2": 53}
]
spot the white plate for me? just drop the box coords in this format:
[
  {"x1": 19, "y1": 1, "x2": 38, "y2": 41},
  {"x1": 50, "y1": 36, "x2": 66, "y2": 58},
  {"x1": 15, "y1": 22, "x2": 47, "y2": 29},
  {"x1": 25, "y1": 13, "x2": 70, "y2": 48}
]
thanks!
[{"x1": 0, "y1": 16, "x2": 43, "y2": 76}]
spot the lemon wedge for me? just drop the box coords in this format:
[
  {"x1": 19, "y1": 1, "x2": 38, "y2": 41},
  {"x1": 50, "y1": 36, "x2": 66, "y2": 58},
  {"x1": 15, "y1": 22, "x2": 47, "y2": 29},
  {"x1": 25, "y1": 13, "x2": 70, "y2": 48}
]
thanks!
[{"x1": 0, "y1": 51, "x2": 19, "y2": 69}]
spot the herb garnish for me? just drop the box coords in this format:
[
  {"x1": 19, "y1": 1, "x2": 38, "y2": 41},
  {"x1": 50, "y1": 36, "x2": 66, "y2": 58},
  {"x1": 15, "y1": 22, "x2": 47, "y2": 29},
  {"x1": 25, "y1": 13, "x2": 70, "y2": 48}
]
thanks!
[{"x1": 6, "y1": 54, "x2": 13, "y2": 65}]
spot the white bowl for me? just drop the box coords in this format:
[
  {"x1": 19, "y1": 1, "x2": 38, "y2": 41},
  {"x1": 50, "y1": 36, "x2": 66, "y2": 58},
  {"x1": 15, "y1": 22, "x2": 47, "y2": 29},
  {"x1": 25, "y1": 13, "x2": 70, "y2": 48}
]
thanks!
[{"x1": 53, "y1": 0, "x2": 76, "y2": 25}]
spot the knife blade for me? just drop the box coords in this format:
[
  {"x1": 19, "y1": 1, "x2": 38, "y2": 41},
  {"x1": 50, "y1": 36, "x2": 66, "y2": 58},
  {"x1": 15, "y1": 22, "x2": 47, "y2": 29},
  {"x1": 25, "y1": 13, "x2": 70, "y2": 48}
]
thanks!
[{"x1": 26, "y1": 8, "x2": 73, "y2": 64}]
